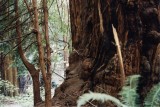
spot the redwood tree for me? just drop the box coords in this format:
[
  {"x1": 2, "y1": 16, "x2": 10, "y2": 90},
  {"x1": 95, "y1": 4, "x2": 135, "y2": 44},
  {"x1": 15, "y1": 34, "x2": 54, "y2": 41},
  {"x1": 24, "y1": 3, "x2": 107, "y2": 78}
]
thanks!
[
  {"x1": 53, "y1": 0, "x2": 160, "y2": 106},
  {"x1": 15, "y1": 0, "x2": 42, "y2": 105},
  {"x1": 15, "y1": 0, "x2": 52, "y2": 106},
  {"x1": 0, "y1": 0, "x2": 19, "y2": 97}
]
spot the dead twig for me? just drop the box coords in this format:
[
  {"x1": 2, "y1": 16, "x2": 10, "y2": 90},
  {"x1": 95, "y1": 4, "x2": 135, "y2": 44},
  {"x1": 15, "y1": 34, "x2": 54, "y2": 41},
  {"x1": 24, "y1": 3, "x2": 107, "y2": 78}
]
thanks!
[{"x1": 112, "y1": 24, "x2": 125, "y2": 86}]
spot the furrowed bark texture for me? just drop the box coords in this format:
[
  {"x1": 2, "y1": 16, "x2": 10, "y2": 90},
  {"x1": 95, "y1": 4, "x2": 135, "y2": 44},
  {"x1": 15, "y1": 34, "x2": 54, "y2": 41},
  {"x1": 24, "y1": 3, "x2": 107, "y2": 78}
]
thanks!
[{"x1": 52, "y1": 0, "x2": 160, "y2": 106}]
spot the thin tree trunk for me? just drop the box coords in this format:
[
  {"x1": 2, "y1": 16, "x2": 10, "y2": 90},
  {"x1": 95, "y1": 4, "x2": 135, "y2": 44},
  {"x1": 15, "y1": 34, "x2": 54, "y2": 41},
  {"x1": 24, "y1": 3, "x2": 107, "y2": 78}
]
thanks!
[
  {"x1": 63, "y1": 35, "x2": 68, "y2": 69},
  {"x1": 32, "y1": 71, "x2": 42, "y2": 105},
  {"x1": 0, "y1": 53, "x2": 5, "y2": 80},
  {"x1": 0, "y1": 53, "x2": 5, "y2": 94},
  {"x1": 3, "y1": 55, "x2": 13, "y2": 96},
  {"x1": 6, "y1": 55, "x2": 10, "y2": 82},
  {"x1": 44, "y1": 74, "x2": 51, "y2": 107},
  {"x1": 32, "y1": 0, "x2": 52, "y2": 106},
  {"x1": 32, "y1": 0, "x2": 47, "y2": 82},
  {"x1": 4, "y1": 56, "x2": 8, "y2": 82},
  {"x1": 3, "y1": 56, "x2": 9, "y2": 95},
  {"x1": 8, "y1": 55, "x2": 13, "y2": 97},
  {"x1": 43, "y1": 0, "x2": 52, "y2": 106},
  {"x1": 15, "y1": 0, "x2": 41, "y2": 105},
  {"x1": 12, "y1": 67, "x2": 19, "y2": 96}
]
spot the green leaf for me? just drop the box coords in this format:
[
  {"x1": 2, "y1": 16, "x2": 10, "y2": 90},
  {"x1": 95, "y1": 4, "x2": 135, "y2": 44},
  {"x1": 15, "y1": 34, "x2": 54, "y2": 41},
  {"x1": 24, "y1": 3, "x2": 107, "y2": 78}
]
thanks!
[
  {"x1": 119, "y1": 75, "x2": 140, "y2": 107},
  {"x1": 144, "y1": 83, "x2": 160, "y2": 107}
]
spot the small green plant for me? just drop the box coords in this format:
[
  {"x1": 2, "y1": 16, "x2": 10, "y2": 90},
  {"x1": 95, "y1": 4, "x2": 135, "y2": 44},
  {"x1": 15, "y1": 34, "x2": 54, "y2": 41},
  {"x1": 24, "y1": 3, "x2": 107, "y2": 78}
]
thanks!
[
  {"x1": 144, "y1": 83, "x2": 160, "y2": 107},
  {"x1": 120, "y1": 75, "x2": 160, "y2": 107},
  {"x1": 77, "y1": 75, "x2": 160, "y2": 107},
  {"x1": 119, "y1": 75, "x2": 140, "y2": 107},
  {"x1": 0, "y1": 85, "x2": 33, "y2": 107},
  {"x1": 0, "y1": 78, "x2": 18, "y2": 95}
]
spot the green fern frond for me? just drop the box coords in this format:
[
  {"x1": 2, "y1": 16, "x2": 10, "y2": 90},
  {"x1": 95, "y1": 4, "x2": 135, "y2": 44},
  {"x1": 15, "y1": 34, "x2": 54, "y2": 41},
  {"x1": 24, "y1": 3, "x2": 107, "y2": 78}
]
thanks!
[
  {"x1": 77, "y1": 91, "x2": 127, "y2": 107},
  {"x1": 119, "y1": 75, "x2": 140, "y2": 107},
  {"x1": 144, "y1": 83, "x2": 160, "y2": 107}
]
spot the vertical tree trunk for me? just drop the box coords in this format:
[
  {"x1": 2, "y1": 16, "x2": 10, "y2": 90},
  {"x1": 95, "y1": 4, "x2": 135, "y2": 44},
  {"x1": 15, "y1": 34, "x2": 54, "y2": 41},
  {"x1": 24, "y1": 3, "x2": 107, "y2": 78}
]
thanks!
[
  {"x1": 32, "y1": 0, "x2": 46, "y2": 80},
  {"x1": 136, "y1": 0, "x2": 160, "y2": 104},
  {"x1": 32, "y1": 0, "x2": 52, "y2": 106},
  {"x1": 12, "y1": 67, "x2": 19, "y2": 96},
  {"x1": 32, "y1": 71, "x2": 42, "y2": 105},
  {"x1": 53, "y1": 0, "x2": 160, "y2": 106},
  {"x1": 8, "y1": 55, "x2": 13, "y2": 97},
  {"x1": 3, "y1": 55, "x2": 14, "y2": 96},
  {"x1": 0, "y1": 53, "x2": 5, "y2": 80},
  {"x1": 0, "y1": 53, "x2": 5, "y2": 94},
  {"x1": 53, "y1": 0, "x2": 116, "y2": 106},
  {"x1": 5, "y1": 55, "x2": 9, "y2": 81},
  {"x1": 3, "y1": 55, "x2": 9, "y2": 95},
  {"x1": 15, "y1": 0, "x2": 42, "y2": 105},
  {"x1": 43, "y1": 0, "x2": 52, "y2": 106}
]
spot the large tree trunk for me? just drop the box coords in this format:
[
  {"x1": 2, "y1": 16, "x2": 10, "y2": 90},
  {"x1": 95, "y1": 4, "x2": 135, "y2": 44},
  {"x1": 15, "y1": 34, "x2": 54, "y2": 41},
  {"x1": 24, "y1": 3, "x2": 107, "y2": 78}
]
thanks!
[
  {"x1": 52, "y1": 0, "x2": 116, "y2": 106},
  {"x1": 52, "y1": 0, "x2": 160, "y2": 106}
]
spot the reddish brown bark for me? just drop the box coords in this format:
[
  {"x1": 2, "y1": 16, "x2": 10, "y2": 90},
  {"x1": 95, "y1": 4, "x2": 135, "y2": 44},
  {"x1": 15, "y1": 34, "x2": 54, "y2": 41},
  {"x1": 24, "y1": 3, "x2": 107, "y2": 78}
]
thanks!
[
  {"x1": 43, "y1": 0, "x2": 52, "y2": 106},
  {"x1": 3, "y1": 55, "x2": 13, "y2": 96},
  {"x1": 12, "y1": 67, "x2": 18, "y2": 96},
  {"x1": 32, "y1": 71, "x2": 42, "y2": 105},
  {"x1": 32, "y1": 0, "x2": 52, "y2": 106},
  {"x1": 53, "y1": 0, "x2": 160, "y2": 106},
  {"x1": 15, "y1": 0, "x2": 41, "y2": 105},
  {"x1": 31, "y1": 0, "x2": 47, "y2": 85}
]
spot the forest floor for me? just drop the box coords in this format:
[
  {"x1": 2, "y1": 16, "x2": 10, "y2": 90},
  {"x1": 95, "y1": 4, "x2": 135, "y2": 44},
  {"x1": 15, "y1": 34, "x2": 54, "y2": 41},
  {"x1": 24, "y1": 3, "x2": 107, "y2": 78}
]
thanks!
[
  {"x1": 0, "y1": 104, "x2": 21, "y2": 107},
  {"x1": 0, "y1": 62, "x2": 65, "y2": 107}
]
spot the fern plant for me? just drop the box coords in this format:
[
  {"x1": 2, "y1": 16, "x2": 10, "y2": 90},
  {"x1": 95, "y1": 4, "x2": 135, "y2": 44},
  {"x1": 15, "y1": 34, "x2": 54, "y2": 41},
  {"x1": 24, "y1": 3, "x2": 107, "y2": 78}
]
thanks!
[
  {"x1": 144, "y1": 83, "x2": 160, "y2": 107},
  {"x1": 77, "y1": 91, "x2": 127, "y2": 107},
  {"x1": 77, "y1": 75, "x2": 160, "y2": 107},
  {"x1": 77, "y1": 75, "x2": 140, "y2": 107},
  {"x1": 0, "y1": 78, "x2": 18, "y2": 94},
  {"x1": 119, "y1": 75, "x2": 140, "y2": 107}
]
